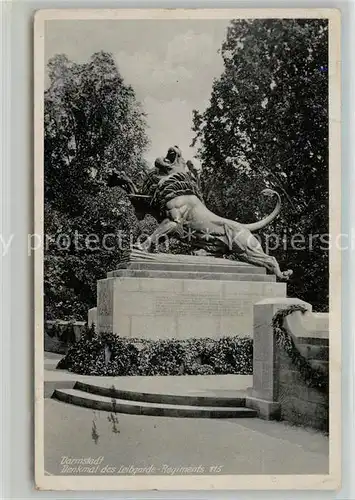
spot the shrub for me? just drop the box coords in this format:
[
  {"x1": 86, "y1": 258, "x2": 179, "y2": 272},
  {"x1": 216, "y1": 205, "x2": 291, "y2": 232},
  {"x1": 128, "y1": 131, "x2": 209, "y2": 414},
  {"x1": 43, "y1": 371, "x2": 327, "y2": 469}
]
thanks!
[
  {"x1": 57, "y1": 331, "x2": 139, "y2": 376},
  {"x1": 56, "y1": 334, "x2": 253, "y2": 376},
  {"x1": 137, "y1": 339, "x2": 186, "y2": 376},
  {"x1": 208, "y1": 337, "x2": 253, "y2": 375}
]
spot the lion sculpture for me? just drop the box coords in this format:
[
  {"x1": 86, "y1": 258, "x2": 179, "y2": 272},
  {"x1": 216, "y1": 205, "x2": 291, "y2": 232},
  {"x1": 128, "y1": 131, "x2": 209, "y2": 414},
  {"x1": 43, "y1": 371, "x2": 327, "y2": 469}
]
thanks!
[{"x1": 107, "y1": 146, "x2": 293, "y2": 281}]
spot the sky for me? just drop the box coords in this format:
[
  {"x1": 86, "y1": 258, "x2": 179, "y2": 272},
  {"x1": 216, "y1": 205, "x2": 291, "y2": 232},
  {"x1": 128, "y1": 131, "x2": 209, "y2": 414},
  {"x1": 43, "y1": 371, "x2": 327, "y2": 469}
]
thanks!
[{"x1": 45, "y1": 20, "x2": 230, "y2": 165}]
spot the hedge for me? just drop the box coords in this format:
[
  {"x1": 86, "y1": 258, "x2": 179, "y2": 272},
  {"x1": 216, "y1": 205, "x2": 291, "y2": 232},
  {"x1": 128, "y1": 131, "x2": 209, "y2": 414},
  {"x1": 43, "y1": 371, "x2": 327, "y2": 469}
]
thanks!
[{"x1": 56, "y1": 329, "x2": 253, "y2": 376}]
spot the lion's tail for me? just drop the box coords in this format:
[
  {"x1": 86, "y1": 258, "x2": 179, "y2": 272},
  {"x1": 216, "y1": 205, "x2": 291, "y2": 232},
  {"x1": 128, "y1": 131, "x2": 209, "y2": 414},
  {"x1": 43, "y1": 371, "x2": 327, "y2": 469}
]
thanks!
[{"x1": 242, "y1": 189, "x2": 281, "y2": 231}]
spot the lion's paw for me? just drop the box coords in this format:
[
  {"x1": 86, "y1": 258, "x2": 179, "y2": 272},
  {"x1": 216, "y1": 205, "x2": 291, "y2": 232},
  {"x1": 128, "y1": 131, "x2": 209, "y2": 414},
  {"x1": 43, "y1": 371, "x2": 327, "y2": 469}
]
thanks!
[{"x1": 132, "y1": 242, "x2": 147, "y2": 252}]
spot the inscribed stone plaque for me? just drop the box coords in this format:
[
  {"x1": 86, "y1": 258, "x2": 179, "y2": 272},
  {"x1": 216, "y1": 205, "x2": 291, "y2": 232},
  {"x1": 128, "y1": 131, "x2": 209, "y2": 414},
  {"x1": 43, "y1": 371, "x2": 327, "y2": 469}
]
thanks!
[{"x1": 155, "y1": 294, "x2": 245, "y2": 316}]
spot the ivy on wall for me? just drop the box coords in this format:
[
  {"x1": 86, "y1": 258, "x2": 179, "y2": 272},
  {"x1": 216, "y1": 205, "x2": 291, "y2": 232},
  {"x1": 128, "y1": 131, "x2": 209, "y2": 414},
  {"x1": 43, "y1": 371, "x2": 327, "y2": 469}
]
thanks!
[{"x1": 272, "y1": 305, "x2": 328, "y2": 393}]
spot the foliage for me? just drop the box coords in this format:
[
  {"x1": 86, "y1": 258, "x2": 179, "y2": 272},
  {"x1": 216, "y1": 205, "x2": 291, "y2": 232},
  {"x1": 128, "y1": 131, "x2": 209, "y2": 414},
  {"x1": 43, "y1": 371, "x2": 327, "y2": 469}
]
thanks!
[
  {"x1": 44, "y1": 52, "x2": 149, "y2": 319},
  {"x1": 57, "y1": 334, "x2": 253, "y2": 376},
  {"x1": 192, "y1": 19, "x2": 329, "y2": 310},
  {"x1": 272, "y1": 305, "x2": 328, "y2": 392},
  {"x1": 137, "y1": 339, "x2": 187, "y2": 376}
]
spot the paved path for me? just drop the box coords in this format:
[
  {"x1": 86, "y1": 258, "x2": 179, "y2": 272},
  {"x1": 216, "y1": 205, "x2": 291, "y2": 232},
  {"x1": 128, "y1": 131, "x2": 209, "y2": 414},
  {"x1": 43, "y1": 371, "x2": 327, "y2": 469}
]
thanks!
[
  {"x1": 45, "y1": 399, "x2": 328, "y2": 476},
  {"x1": 44, "y1": 353, "x2": 328, "y2": 476}
]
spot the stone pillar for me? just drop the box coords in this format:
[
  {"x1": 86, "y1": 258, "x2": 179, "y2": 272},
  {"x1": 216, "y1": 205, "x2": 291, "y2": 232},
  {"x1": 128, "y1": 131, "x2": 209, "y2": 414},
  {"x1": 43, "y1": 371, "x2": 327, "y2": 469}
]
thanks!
[{"x1": 245, "y1": 297, "x2": 312, "y2": 419}]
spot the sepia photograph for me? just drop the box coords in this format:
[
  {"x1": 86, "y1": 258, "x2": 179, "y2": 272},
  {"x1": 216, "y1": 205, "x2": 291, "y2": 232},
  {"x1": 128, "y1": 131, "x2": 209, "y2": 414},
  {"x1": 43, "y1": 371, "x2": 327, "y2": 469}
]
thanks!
[{"x1": 34, "y1": 9, "x2": 341, "y2": 490}]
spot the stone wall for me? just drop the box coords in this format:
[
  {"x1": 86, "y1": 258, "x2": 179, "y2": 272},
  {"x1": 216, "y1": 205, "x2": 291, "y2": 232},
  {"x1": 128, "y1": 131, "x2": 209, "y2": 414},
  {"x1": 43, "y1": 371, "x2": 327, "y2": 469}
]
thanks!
[
  {"x1": 44, "y1": 320, "x2": 86, "y2": 354},
  {"x1": 278, "y1": 341, "x2": 328, "y2": 430},
  {"x1": 246, "y1": 298, "x2": 329, "y2": 432}
]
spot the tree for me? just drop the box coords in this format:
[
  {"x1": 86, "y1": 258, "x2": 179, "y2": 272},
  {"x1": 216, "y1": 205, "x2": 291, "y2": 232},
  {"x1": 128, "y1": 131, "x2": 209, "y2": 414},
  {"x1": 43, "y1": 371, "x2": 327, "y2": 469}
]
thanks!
[
  {"x1": 44, "y1": 52, "x2": 149, "y2": 319},
  {"x1": 192, "y1": 19, "x2": 329, "y2": 310}
]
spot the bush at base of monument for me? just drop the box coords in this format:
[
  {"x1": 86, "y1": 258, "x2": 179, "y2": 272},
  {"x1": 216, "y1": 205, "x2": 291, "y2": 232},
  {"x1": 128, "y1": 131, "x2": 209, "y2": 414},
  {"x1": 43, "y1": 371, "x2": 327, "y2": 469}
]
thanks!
[{"x1": 57, "y1": 332, "x2": 253, "y2": 376}]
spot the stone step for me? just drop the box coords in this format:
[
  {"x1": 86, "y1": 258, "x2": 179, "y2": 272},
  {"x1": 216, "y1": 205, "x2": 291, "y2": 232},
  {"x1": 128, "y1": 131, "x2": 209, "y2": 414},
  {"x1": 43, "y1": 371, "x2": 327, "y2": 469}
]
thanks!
[
  {"x1": 110, "y1": 261, "x2": 266, "y2": 275},
  {"x1": 53, "y1": 388, "x2": 257, "y2": 419},
  {"x1": 74, "y1": 381, "x2": 247, "y2": 408},
  {"x1": 107, "y1": 269, "x2": 275, "y2": 282}
]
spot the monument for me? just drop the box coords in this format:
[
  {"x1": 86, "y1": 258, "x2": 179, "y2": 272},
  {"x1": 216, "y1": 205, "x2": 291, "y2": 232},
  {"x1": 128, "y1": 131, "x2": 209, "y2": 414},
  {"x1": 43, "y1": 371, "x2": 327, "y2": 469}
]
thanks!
[{"x1": 93, "y1": 146, "x2": 290, "y2": 339}]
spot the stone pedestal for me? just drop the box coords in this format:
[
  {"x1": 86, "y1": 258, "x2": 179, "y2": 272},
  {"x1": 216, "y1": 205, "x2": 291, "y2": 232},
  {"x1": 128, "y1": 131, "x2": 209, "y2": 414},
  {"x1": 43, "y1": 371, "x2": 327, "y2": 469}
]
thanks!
[{"x1": 96, "y1": 252, "x2": 287, "y2": 339}]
